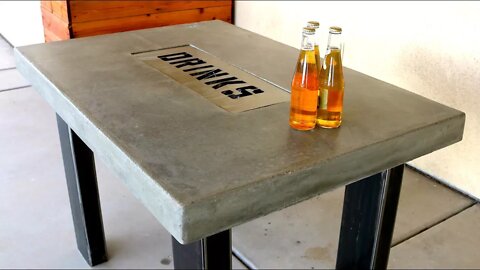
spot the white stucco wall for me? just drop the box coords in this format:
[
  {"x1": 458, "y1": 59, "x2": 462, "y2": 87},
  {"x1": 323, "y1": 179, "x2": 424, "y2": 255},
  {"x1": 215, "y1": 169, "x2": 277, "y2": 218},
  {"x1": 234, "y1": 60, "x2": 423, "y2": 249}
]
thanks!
[
  {"x1": 0, "y1": 1, "x2": 43, "y2": 46},
  {"x1": 235, "y1": 1, "x2": 480, "y2": 199}
]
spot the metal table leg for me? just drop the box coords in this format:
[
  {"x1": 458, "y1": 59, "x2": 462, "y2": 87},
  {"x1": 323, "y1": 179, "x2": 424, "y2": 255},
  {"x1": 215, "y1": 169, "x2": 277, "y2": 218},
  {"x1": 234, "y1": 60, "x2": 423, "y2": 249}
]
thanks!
[
  {"x1": 336, "y1": 164, "x2": 404, "y2": 270},
  {"x1": 172, "y1": 229, "x2": 232, "y2": 269},
  {"x1": 56, "y1": 114, "x2": 108, "y2": 266}
]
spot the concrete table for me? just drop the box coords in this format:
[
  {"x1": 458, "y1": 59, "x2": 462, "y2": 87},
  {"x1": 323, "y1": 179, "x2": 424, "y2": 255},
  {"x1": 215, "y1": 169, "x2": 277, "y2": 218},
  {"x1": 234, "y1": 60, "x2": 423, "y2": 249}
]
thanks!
[{"x1": 15, "y1": 21, "x2": 465, "y2": 269}]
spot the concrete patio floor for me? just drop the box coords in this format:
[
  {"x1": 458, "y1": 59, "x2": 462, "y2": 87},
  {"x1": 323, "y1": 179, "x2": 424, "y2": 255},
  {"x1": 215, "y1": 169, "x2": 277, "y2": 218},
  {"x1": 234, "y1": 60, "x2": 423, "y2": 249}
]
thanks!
[{"x1": 1, "y1": 36, "x2": 479, "y2": 269}]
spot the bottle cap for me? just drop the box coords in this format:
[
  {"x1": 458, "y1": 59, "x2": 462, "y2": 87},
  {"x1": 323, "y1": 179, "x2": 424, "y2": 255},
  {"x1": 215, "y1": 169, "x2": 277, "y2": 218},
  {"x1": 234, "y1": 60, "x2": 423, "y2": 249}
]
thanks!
[
  {"x1": 303, "y1": 27, "x2": 315, "y2": 35},
  {"x1": 329, "y1": 26, "x2": 342, "y2": 34},
  {"x1": 307, "y1": 21, "x2": 320, "y2": 29}
]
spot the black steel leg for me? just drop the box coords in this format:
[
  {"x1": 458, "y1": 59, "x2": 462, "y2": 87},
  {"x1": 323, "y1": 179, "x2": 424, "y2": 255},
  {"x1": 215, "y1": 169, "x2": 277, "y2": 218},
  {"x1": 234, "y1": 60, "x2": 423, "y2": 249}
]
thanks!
[
  {"x1": 56, "y1": 114, "x2": 107, "y2": 266},
  {"x1": 172, "y1": 229, "x2": 232, "y2": 269},
  {"x1": 336, "y1": 164, "x2": 404, "y2": 270}
]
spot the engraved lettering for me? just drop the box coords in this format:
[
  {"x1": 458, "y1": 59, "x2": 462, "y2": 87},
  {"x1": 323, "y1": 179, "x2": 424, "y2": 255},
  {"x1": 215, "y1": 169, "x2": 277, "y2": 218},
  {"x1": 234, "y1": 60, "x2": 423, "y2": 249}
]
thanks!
[
  {"x1": 190, "y1": 69, "x2": 229, "y2": 80},
  {"x1": 205, "y1": 77, "x2": 246, "y2": 89},
  {"x1": 221, "y1": 90, "x2": 234, "y2": 95},
  {"x1": 222, "y1": 86, "x2": 264, "y2": 99},
  {"x1": 170, "y1": 58, "x2": 206, "y2": 68},
  {"x1": 148, "y1": 47, "x2": 277, "y2": 110},
  {"x1": 158, "y1": 52, "x2": 192, "y2": 61},
  {"x1": 253, "y1": 89, "x2": 264, "y2": 94},
  {"x1": 183, "y1": 65, "x2": 214, "y2": 72}
]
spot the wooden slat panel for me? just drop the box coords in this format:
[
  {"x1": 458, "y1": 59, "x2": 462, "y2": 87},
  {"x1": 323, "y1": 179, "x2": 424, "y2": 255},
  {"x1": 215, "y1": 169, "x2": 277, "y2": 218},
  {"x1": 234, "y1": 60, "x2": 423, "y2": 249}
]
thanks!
[
  {"x1": 51, "y1": 0, "x2": 69, "y2": 22},
  {"x1": 72, "y1": 6, "x2": 231, "y2": 38},
  {"x1": 44, "y1": 27, "x2": 63, "y2": 43},
  {"x1": 41, "y1": 1, "x2": 53, "y2": 13},
  {"x1": 70, "y1": 0, "x2": 231, "y2": 23},
  {"x1": 42, "y1": 7, "x2": 71, "y2": 42},
  {"x1": 41, "y1": 1, "x2": 69, "y2": 22}
]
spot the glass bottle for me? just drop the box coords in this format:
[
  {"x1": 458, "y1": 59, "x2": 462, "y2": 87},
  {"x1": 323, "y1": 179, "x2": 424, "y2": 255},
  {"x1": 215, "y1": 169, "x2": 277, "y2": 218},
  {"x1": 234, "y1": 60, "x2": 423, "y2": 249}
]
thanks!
[
  {"x1": 317, "y1": 26, "x2": 344, "y2": 128},
  {"x1": 289, "y1": 27, "x2": 320, "y2": 131},
  {"x1": 306, "y1": 21, "x2": 321, "y2": 73}
]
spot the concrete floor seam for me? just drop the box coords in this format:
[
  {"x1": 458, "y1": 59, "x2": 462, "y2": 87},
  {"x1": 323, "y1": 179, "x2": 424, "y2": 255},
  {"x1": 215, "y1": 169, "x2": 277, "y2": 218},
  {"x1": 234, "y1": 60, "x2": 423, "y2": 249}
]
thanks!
[
  {"x1": 406, "y1": 164, "x2": 479, "y2": 203},
  {"x1": 0, "y1": 34, "x2": 13, "y2": 48},
  {"x1": 0, "y1": 85, "x2": 31, "y2": 93},
  {"x1": 391, "y1": 202, "x2": 477, "y2": 249},
  {"x1": 0, "y1": 67, "x2": 16, "y2": 72}
]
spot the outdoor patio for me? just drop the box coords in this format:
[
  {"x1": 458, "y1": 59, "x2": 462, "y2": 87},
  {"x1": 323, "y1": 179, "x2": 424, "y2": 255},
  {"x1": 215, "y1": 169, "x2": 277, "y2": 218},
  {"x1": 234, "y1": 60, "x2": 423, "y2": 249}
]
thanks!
[{"x1": 1, "y1": 35, "x2": 479, "y2": 269}]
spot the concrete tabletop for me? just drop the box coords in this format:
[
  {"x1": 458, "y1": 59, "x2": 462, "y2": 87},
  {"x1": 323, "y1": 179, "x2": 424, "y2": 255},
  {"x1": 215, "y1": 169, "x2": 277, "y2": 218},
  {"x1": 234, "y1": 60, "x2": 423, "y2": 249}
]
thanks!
[{"x1": 15, "y1": 20, "x2": 465, "y2": 244}]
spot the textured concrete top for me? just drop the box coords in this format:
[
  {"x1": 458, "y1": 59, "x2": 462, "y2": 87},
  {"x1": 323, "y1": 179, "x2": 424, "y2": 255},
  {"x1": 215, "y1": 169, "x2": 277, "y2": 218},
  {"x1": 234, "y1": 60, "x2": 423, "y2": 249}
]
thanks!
[{"x1": 15, "y1": 21, "x2": 465, "y2": 244}]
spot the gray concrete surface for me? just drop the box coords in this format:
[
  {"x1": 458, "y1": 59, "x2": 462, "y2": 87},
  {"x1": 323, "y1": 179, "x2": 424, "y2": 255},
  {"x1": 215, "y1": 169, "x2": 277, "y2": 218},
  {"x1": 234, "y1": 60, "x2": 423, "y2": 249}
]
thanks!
[
  {"x1": 389, "y1": 204, "x2": 480, "y2": 269},
  {"x1": 1, "y1": 33, "x2": 478, "y2": 269},
  {"x1": 232, "y1": 168, "x2": 474, "y2": 269},
  {"x1": 0, "y1": 87, "x2": 245, "y2": 269},
  {"x1": 0, "y1": 86, "x2": 476, "y2": 269},
  {"x1": 14, "y1": 20, "x2": 465, "y2": 243}
]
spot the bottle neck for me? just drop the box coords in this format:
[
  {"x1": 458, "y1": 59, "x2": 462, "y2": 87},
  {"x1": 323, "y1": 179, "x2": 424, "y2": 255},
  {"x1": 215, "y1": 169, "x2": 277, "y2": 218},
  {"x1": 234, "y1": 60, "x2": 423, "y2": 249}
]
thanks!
[
  {"x1": 301, "y1": 33, "x2": 315, "y2": 51},
  {"x1": 313, "y1": 30, "x2": 320, "y2": 47},
  {"x1": 327, "y1": 33, "x2": 342, "y2": 52}
]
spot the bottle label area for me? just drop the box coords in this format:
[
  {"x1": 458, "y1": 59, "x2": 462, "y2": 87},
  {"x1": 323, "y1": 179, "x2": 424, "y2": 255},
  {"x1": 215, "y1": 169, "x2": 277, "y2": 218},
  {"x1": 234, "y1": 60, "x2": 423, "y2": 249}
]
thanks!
[{"x1": 132, "y1": 45, "x2": 289, "y2": 113}]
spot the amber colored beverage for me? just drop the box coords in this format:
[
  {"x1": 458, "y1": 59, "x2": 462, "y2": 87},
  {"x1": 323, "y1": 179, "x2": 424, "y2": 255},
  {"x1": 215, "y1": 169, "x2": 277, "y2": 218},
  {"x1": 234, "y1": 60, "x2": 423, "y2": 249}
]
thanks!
[
  {"x1": 317, "y1": 27, "x2": 345, "y2": 129},
  {"x1": 317, "y1": 48, "x2": 344, "y2": 128},
  {"x1": 307, "y1": 21, "x2": 322, "y2": 76},
  {"x1": 289, "y1": 49, "x2": 320, "y2": 130},
  {"x1": 314, "y1": 44, "x2": 321, "y2": 73}
]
